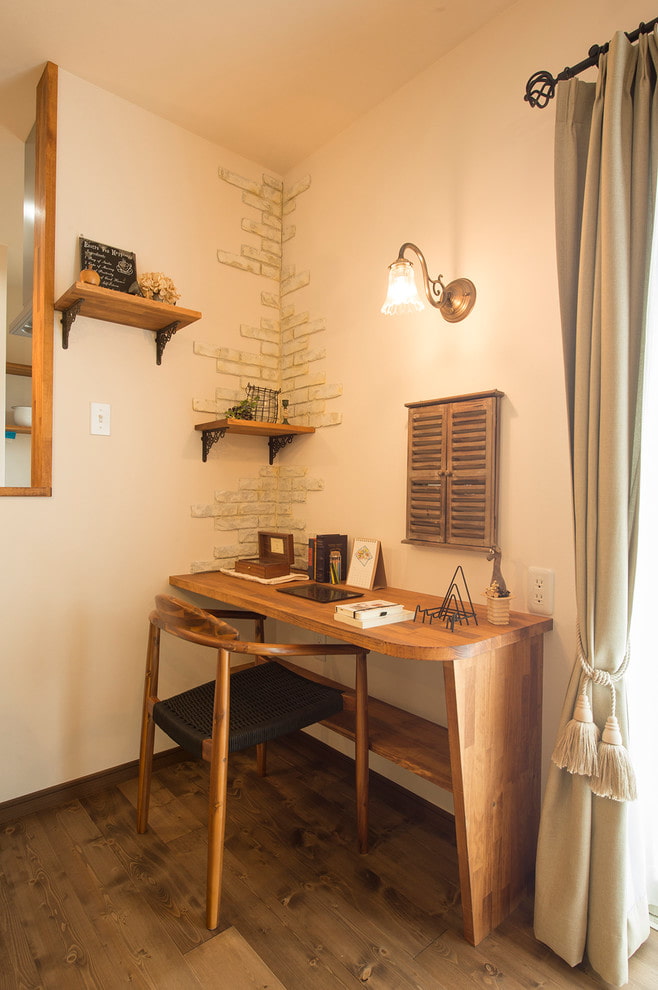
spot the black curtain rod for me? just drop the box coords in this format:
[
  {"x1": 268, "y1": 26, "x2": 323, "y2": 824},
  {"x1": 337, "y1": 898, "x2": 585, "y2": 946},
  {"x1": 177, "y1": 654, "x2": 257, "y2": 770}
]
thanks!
[{"x1": 524, "y1": 16, "x2": 658, "y2": 108}]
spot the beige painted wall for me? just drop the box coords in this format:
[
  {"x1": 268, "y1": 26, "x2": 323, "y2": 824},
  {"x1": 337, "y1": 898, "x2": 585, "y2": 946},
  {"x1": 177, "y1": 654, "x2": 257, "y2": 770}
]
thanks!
[
  {"x1": 0, "y1": 0, "x2": 646, "y2": 808},
  {"x1": 260, "y1": 0, "x2": 648, "y2": 805},
  {"x1": 0, "y1": 70, "x2": 280, "y2": 803}
]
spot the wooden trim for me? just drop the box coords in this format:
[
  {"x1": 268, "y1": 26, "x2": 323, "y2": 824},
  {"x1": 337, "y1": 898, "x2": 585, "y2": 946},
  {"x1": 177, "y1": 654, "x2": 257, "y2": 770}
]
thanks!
[
  {"x1": 0, "y1": 747, "x2": 185, "y2": 826},
  {"x1": 406, "y1": 389, "x2": 504, "y2": 409},
  {"x1": 0, "y1": 485, "x2": 51, "y2": 497},
  {"x1": 2, "y1": 63, "x2": 56, "y2": 497},
  {"x1": 30, "y1": 61, "x2": 57, "y2": 492}
]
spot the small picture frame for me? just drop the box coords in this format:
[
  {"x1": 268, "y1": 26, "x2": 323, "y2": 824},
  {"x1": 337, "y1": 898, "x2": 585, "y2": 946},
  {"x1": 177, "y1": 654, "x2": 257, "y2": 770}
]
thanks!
[{"x1": 258, "y1": 531, "x2": 295, "y2": 563}]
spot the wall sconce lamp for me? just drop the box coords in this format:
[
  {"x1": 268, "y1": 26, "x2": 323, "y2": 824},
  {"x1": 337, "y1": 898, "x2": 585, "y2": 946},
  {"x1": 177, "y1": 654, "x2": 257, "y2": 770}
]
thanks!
[{"x1": 381, "y1": 242, "x2": 476, "y2": 322}]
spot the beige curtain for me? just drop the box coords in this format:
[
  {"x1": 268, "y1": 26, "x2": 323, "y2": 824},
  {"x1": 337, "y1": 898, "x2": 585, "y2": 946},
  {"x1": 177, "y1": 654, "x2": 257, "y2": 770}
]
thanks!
[{"x1": 534, "y1": 30, "x2": 658, "y2": 987}]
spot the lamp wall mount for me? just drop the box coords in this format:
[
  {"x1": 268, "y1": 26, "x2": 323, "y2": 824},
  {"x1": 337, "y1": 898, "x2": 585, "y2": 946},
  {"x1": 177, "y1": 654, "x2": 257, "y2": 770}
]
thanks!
[{"x1": 382, "y1": 242, "x2": 476, "y2": 322}]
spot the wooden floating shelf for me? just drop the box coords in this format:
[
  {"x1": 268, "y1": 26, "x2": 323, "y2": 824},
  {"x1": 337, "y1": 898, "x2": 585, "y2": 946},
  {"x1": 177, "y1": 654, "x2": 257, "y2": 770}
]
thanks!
[
  {"x1": 6, "y1": 363, "x2": 32, "y2": 377},
  {"x1": 5, "y1": 425, "x2": 31, "y2": 436},
  {"x1": 54, "y1": 282, "x2": 201, "y2": 364},
  {"x1": 195, "y1": 417, "x2": 315, "y2": 464}
]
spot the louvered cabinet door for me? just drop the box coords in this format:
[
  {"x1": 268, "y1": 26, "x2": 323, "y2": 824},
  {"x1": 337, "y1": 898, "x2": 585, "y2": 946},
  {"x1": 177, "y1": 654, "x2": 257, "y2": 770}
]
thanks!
[
  {"x1": 446, "y1": 397, "x2": 497, "y2": 546},
  {"x1": 405, "y1": 390, "x2": 502, "y2": 550},
  {"x1": 407, "y1": 405, "x2": 447, "y2": 543}
]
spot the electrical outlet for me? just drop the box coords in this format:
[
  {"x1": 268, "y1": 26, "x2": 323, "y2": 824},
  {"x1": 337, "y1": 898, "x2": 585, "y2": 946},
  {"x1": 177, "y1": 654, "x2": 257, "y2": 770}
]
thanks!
[
  {"x1": 90, "y1": 402, "x2": 111, "y2": 436},
  {"x1": 527, "y1": 567, "x2": 554, "y2": 615}
]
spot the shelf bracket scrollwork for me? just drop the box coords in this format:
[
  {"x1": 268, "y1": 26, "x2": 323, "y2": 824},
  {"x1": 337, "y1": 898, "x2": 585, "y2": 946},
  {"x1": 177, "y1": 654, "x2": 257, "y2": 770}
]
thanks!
[
  {"x1": 60, "y1": 298, "x2": 84, "y2": 349},
  {"x1": 201, "y1": 427, "x2": 227, "y2": 462},
  {"x1": 155, "y1": 321, "x2": 181, "y2": 365},
  {"x1": 268, "y1": 434, "x2": 294, "y2": 465}
]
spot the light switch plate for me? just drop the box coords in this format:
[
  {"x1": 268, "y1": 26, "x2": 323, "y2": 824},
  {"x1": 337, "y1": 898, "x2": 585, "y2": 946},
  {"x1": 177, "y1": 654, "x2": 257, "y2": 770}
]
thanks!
[{"x1": 90, "y1": 402, "x2": 111, "y2": 436}]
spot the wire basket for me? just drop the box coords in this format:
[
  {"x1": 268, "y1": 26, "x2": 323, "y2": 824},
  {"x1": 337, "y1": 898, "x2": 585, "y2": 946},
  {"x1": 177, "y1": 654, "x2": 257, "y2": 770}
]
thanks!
[{"x1": 246, "y1": 383, "x2": 281, "y2": 423}]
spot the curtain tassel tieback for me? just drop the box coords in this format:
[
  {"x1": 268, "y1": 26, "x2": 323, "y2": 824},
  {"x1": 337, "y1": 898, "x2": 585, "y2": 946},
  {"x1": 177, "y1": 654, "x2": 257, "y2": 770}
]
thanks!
[
  {"x1": 590, "y1": 713, "x2": 638, "y2": 802},
  {"x1": 551, "y1": 686, "x2": 600, "y2": 776},
  {"x1": 553, "y1": 634, "x2": 638, "y2": 800}
]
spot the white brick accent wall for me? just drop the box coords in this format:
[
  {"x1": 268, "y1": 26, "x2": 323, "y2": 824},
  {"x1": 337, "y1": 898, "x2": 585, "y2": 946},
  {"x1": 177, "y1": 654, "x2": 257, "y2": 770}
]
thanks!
[
  {"x1": 190, "y1": 167, "x2": 343, "y2": 569},
  {"x1": 190, "y1": 466, "x2": 322, "y2": 573}
]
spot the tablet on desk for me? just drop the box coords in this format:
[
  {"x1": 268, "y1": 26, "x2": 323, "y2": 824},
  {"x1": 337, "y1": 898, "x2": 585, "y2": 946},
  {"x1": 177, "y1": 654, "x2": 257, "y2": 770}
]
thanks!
[{"x1": 276, "y1": 584, "x2": 363, "y2": 604}]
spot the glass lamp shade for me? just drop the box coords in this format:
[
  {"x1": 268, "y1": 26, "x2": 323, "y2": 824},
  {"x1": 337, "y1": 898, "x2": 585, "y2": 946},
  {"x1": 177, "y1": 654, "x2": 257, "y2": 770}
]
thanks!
[{"x1": 380, "y1": 260, "x2": 425, "y2": 315}]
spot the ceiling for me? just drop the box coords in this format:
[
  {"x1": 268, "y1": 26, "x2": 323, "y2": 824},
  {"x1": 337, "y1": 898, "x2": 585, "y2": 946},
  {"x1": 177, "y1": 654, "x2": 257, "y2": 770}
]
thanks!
[{"x1": 0, "y1": 0, "x2": 517, "y2": 172}]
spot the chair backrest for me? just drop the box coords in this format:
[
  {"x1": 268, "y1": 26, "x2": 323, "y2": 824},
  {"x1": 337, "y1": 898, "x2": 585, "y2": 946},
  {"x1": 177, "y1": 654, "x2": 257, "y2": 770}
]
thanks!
[{"x1": 150, "y1": 594, "x2": 239, "y2": 648}]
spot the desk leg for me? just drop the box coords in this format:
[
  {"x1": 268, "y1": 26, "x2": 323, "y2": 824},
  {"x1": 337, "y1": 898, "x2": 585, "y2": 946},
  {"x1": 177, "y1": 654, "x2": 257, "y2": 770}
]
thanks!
[
  {"x1": 443, "y1": 636, "x2": 543, "y2": 945},
  {"x1": 355, "y1": 651, "x2": 369, "y2": 853}
]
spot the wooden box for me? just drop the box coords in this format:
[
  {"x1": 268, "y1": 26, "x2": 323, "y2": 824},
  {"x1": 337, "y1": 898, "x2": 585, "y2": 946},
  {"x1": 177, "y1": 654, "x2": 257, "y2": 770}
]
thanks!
[{"x1": 235, "y1": 531, "x2": 294, "y2": 579}]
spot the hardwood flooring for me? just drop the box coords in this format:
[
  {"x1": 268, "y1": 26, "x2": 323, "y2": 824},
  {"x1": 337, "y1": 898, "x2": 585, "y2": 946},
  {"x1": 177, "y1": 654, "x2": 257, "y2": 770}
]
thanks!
[{"x1": 1, "y1": 734, "x2": 656, "y2": 989}]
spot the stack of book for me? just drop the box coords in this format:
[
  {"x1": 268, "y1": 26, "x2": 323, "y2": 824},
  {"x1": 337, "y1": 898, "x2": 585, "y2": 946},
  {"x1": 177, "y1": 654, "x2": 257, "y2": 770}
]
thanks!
[
  {"x1": 308, "y1": 534, "x2": 348, "y2": 583},
  {"x1": 333, "y1": 599, "x2": 414, "y2": 628}
]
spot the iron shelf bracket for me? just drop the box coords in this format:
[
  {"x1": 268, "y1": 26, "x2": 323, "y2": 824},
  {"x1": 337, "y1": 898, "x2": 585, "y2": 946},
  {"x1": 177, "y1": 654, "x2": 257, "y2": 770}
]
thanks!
[
  {"x1": 155, "y1": 321, "x2": 181, "y2": 365},
  {"x1": 200, "y1": 427, "x2": 227, "y2": 462},
  {"x1": 268, "y1": 434, "x2": 294, "y2": 464},
  {"x1": 60, "y1": 298, "x2": 84, "y2": 349}
]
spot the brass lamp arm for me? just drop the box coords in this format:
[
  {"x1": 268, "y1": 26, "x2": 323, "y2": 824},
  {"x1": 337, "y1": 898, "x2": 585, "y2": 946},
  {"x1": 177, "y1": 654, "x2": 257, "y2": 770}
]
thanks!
[
  {"x1": 396, "y1": 243, "x2": 446, "y2": 308},
  {"x1": 395, "y1": 241, "x2": 476, "y2": 323}
]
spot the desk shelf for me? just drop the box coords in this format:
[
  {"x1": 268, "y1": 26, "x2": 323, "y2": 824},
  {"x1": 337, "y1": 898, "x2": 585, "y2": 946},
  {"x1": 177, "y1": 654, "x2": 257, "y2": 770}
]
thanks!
[
  {"x1": 54, "y1": 282, "x2": 202, "y2": 364},
  {"x1": 323, "y1": 697, "x2": 452, "y2": 791},
  {"x1": 195, "y1": 417, "x2": 315, "y2": 464}
]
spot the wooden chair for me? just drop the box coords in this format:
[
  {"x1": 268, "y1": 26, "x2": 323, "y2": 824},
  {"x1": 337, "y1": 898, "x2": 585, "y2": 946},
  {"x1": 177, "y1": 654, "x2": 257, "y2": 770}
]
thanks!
[{"x1": 136, "y1": 594, "x2": 369, "y2": 929}]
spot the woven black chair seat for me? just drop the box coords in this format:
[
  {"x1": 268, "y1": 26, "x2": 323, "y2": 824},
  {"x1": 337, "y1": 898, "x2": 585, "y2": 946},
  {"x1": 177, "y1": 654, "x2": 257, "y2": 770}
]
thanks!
[{"x1": 153, "y1": 661, "x2": 343, "y2": 760}]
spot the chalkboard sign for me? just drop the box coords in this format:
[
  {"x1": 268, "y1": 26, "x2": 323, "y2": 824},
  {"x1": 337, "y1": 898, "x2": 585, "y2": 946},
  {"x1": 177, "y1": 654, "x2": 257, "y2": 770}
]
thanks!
[{"x1": 79, "y1": 237, "x2": 141, "y2": 294}]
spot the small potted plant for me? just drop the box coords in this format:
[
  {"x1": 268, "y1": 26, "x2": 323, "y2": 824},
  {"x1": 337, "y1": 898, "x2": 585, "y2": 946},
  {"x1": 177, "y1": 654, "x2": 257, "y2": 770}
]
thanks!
[
  {"x1": 224, "y1": 397, "x2": 258, "y2": 420},
  {"x1": 483, "y1": 547, "x2": 512, "y2": 625}
]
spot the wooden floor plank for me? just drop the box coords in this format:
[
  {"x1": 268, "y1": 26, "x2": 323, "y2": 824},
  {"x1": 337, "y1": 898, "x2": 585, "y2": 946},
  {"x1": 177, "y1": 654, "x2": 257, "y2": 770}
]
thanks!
[
  {"x1": 2, "y1": 737, "x2": 656, "y2": 990},
  {"x1": 52, "y1": 800, "x2": 211, "y2": 989},
  {"x1": 80, "y1": 787, "x2": 218, "y2": 954},
  {"x1": 185, "y1": 926, "x2": 287, "y2": 989},
  {"x1": 0, "y1": 858, "x2": 43, "y2": 989},
  {"x1": 1, "y1": 812, "x2": 135, "y2": 988},
  {"x1": 220, "y1": 750, "x2": 456, "y2": 950}
]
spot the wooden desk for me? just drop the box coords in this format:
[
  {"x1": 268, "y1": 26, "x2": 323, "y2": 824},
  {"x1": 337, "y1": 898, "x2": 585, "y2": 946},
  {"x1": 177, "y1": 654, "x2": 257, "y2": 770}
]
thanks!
[{"x1": 169, "y1": 571, "x2": 552, "y2": 945}]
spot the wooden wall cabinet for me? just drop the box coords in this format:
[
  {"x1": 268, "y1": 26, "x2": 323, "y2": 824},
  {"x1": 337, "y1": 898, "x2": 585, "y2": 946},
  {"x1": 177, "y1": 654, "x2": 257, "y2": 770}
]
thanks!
[{"x1": 404, "y1": 390, "x2": 503, "y2": 550}]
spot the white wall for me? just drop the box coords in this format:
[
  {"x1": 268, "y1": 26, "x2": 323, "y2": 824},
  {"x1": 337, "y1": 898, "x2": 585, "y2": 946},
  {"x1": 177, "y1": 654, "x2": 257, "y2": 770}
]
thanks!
[
  {"x1": 0, "y1": 0, "x2": 647, "y2": 808},
  {"x1": 0, "y1": 70, "x2": 277, "y2": 803}
]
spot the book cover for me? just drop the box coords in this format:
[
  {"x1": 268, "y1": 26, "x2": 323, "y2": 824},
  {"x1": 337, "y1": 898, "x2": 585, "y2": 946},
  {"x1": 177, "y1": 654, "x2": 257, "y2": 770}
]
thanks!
[
  {"x1": 335, "y1": 599, "x2": 404, "y2": 619},
  {"x1": 314, "y1": 534, "x2": 347, "y2": 583}
]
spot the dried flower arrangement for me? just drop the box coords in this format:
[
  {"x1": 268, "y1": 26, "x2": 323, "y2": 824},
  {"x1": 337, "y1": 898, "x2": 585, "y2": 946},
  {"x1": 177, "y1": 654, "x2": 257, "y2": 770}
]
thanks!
[
  {"x1": 137, "y1": 272, "x2": 181, "y2": 305},
  {"x1": 484, "y1": 580, "x2": 511, "y2": 599}
]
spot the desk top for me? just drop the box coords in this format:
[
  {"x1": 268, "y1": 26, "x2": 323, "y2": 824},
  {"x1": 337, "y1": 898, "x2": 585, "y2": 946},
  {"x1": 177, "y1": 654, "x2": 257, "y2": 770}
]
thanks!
[{"x1": 169, "y1": 571, "x2": 553, "y2": 663}]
